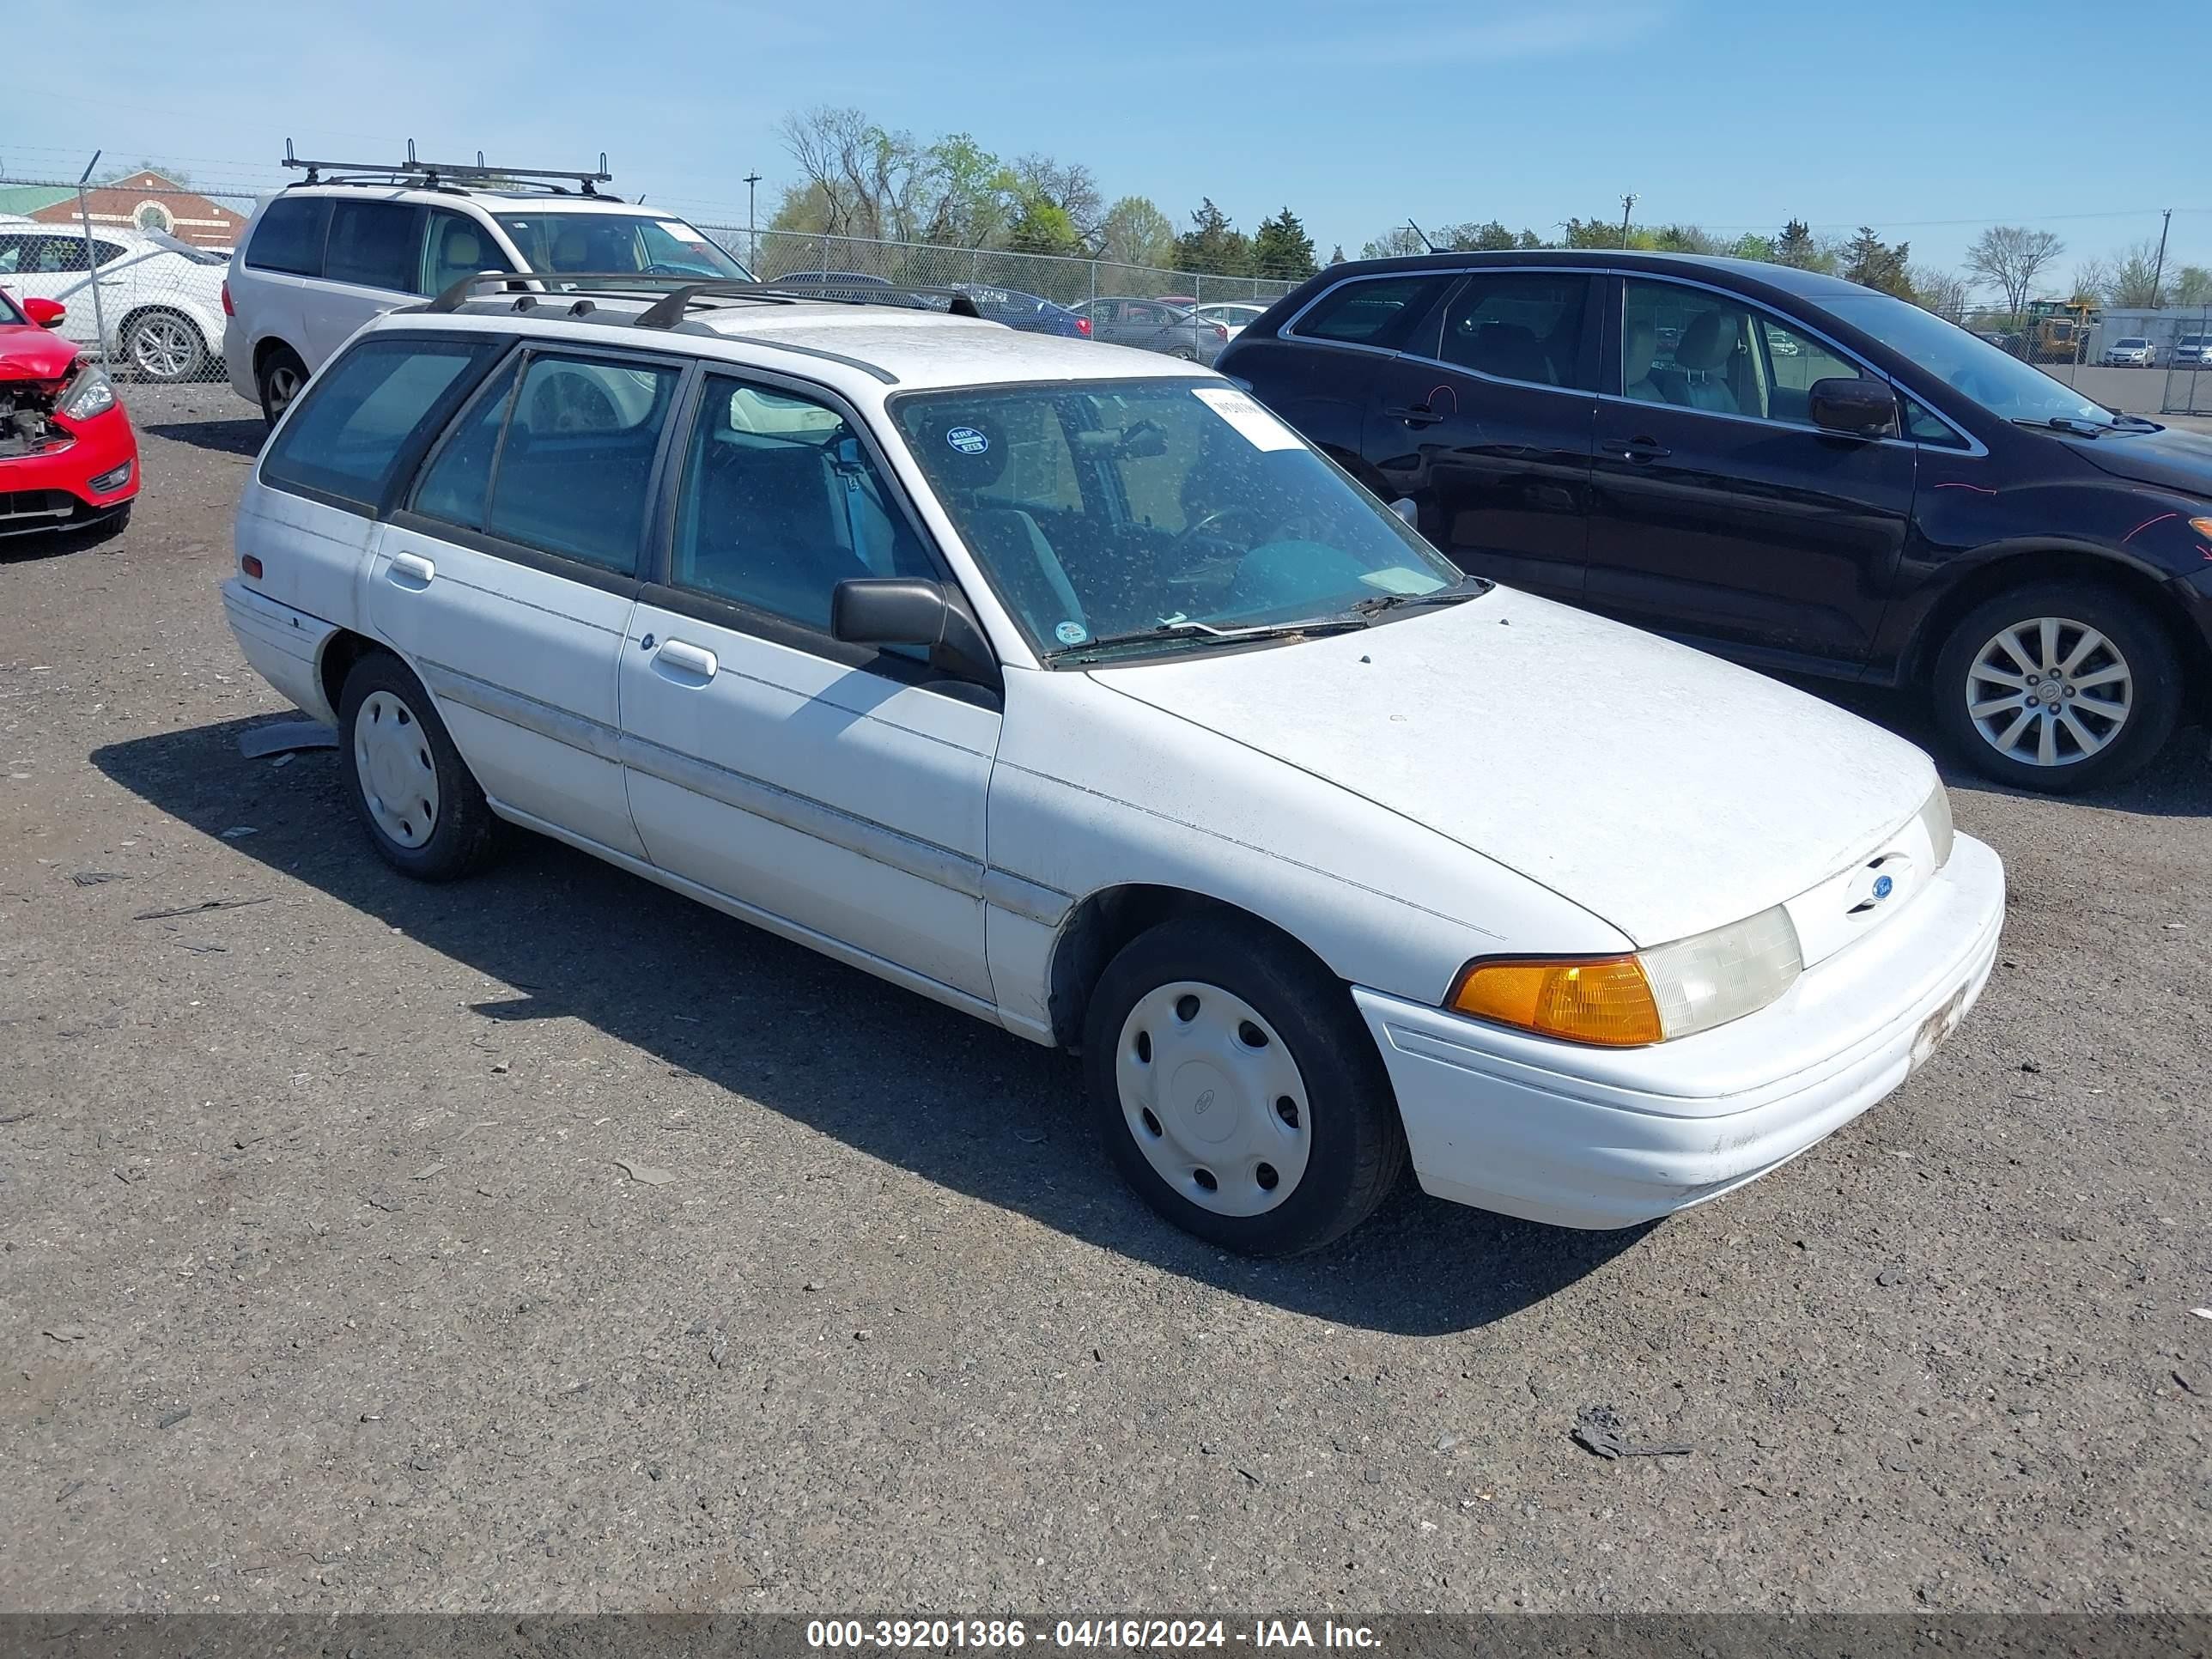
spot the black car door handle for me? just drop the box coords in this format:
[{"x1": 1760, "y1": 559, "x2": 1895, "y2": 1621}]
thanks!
[
  {"x1": 1385, "y1": 404, "x2": 1443, "y2": 427},
  {"x1": 1601, "y1": 437, "x2": 1670, "y2": 462}
]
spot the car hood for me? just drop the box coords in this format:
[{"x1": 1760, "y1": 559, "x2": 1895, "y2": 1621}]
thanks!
[
  {"x1": 2068, "y1": 423, "x2": 2212, "y2": 495},
  {"x1": 0, "y1": 324, "x2": 79, "y2": 381},
  {"x1": 1089, "y1": 588, "x2": 1937, "y2": 946}
]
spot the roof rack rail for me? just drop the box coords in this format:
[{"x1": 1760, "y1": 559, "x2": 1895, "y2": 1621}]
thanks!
[
  {"x1": 281, "y1": 137, "x2": 617, "y2": 198},
  {"x1": 419, "y1": 271, "x2": 987, "y2": 323}
]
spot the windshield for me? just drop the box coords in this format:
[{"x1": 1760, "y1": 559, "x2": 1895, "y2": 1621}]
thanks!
[
  {"x1": 893, "y1": 379, "x2": 1464, "y2": 659},
  {"x1": 1820, "y1": 289, "x2": 2126, "y2": 428},
  {"x1": 2116, "y1": 338, "x2": 2148, "y2": 349},
  {"x1": 494, "y1": 212, "x2": 750, "y2": 280}
]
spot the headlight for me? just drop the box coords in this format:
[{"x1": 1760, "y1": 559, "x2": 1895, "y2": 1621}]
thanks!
[
  {"x1": 1449, "y1": 905, "x2": 1803, "y2": 1048},
  {"x1": 1917, "y1": 784, "x2": 1954, "y2": 869},
  {"x1": 59, "y1": 368, "x2": 117, "y2": 422}
]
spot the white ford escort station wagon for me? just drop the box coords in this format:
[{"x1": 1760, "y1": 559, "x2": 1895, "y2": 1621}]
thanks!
[{"x1": 221, "y1": 274, "x2": 2005, "y2": 1254}]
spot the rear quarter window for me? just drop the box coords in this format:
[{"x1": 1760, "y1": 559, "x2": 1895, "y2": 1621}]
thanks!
[
  {"x1": 245, "y1": 196, "x2": 332, "y2": 277},
  {"x1": 1288, "y1": 275, "x2": 1454, "y2": 348},
  {"x1": 260, "y1": 337, "x2": 495, "y2": 511}
]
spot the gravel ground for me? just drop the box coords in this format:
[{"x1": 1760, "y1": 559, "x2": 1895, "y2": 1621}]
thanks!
[{"x1": 3, "y1": 385, "x2": 2209, "y2": 1616}]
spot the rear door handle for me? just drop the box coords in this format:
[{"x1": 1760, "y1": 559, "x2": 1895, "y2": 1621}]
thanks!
[
  {"x1": 1385, "y1": 404, "x2": 1443, "y2": 427},
  {"x1": 1601, "y1": 438, "x2": 1671, "y2": 463},
  {"x1": 387, "y1": 551, "x2": 435, "y2": 586},
  {"x1": 653, "y1": 639, "x2": 719, "y2": 683}
]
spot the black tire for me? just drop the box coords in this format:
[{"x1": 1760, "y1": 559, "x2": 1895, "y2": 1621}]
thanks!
[
  {"x1": 1081, "y1": 915, "x2": 1406, "y2": 1255},
  {"x1": 337, "y1": 651, "x2": 502, "y2": 880},
  {"x1": 256, "y1": 344, "x2": 308, "y2": 426},
  {"x1": 1931, "y1": 579, "x2": 2181, "y2": 794},
  {"x1": 122, "y1": 307, "x2": 208, "y2": 384}
]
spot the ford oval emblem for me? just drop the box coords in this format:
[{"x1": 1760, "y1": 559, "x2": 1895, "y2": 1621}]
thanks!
[{"x1": 1872, "y1": 874, "x2": 1894, "y2": 902}]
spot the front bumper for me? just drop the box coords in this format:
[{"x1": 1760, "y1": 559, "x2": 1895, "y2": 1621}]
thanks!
[
  {"x1": 1354, "y1": 834, "x2": 2006, "y2": 1230},
  {"x1": 221, "y1": 577, "x2": 341, "y2": 725},
  {"x1": 0, "y1": 404, "x2": 138, "y2": 535}
]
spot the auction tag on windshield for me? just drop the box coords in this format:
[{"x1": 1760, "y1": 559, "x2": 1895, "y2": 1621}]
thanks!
[{"x1": 1191, "y1": 386, "x2": 1302, "y2": 452}]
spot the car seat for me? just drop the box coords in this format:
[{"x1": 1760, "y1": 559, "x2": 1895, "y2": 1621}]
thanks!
[
  {"x1": 908, "y1": 411, "x2": 1084, "y2": 642},
  {"x1": 1672, "y1": 311, "x2": 1741, "y2": 412}
]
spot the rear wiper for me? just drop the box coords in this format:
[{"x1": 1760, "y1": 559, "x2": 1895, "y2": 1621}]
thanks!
[
  {"x1": 1348, "y1": 576, "x2": 1493, "y2": 618},
  {"x1": 1048, "y1": 615, "x2": 1369, "y2": 663}
]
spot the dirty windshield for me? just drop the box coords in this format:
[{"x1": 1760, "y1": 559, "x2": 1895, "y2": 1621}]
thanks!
[
  {"x1": 494, "y1": 212, "x2": 750, "y2": 280},
  {"x1": 892, "y1": 379, "x2": 1464, "y2": 659}
]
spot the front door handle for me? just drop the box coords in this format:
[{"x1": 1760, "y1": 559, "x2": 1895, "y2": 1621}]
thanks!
[
  {"x1": 387, "y1": 551, "x2": 435, "y2": 586},
  {"x1": 653, "y1": 639, "x2": 719, "y2": 683},
  {"x1": 1384, "y1": 403, "x2": 1443, "y2": 427},
  {"x1": 1601, "y1": 437, "x2": 1671, "y2": 463}
]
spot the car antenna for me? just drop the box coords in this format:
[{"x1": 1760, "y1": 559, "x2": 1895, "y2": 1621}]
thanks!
[{"x1": 1406, "y1": 219, "x2": 1439, "y2": 254}]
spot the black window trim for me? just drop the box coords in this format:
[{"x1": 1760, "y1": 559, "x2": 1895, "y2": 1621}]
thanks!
[
  {"x1": 641, "y1": 360, "x2": 1001, "y2": 702},
  {"x1": 1601, "y1": 270, "x2": 1987, "y2": 457},
  {"x1": 387, "y1": 337, "x2": 699, "y2": 596},
  {"x1": 254, "y1": 330, "x2": 508, "y2": 518}
]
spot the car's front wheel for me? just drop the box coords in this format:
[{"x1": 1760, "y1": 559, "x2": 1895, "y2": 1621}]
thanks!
[
  {"x1": 337, "y1": 651, "x2": 501, "y2": 880},
  {"x1": 123, "y1": 308, "x2": 208, "y2": 383},
  {"x1": 1932, "y1": 580, "x2": 2180, "y2": 793},
  {"x1": 256, "y1": 344, "x2": 308, "y2": 425},
  {"x1": 1082, "y1": 915, "x2": 1406, "y2": 1255}
]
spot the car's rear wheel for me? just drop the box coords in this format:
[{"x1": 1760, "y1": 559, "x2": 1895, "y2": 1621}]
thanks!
[
  {"x1": 1082, "y1": 915, "x2": 1406, "y2": 1255},
  {"x1": 256, "y1": 344, "x2": 308, "y2": 426},
  {"x1": 124, "y1": 308, "x2": 208, "y2": 383},
  {"x1": 337, "y1": 652, "x2": 501, "y2": 880},
  {"x1": 1932, "y1": 580, "x2": 2180, "y2": 793}
]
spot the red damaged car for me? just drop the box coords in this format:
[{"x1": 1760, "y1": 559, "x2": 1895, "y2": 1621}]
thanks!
[{"x1": 2, "y1": 289, "x2": 138, "y2": 540}]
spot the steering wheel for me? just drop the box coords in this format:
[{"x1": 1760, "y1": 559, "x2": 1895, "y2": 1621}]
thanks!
[
  {"x1": 1948, "y1": 366, "x2": 2008, "y2": 407},
  {"x1": 1174, "y1": 503, "x2": 1273, "y2": 550}
]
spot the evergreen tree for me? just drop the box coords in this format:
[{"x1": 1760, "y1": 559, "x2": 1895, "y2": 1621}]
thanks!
[
  {"x1": 1775, "y1": 219, "x2": 1816, "y2": 268},
  {"x1": 1174, "y1": 199, "x2": 1254, "y2": 276},
  {"x1": 1252, "y1": 207, "x2": 1318, "y2": 280},
  {"x1": 1844, "y1": 226, "x2": 1913, "y2": 297}
]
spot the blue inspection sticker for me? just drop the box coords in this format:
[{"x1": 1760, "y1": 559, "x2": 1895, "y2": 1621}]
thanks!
[
  {"x1": 1054, "y1": 620, "x2": 1088, "y2": 646},
  {"x1": 946, "y1": 425, "x2": 989, "y2": 456}
]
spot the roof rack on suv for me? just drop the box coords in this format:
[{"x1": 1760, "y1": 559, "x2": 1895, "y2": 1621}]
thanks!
[
  {"x1": 420, "y1": 271, "x2": 985, "y2": 324},
  {"x1": 281, "y1": 137, "x2": 618, "y2": 198}
]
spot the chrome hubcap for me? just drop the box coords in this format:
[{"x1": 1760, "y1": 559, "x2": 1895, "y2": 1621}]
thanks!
[
  {"x1": 353, "y1": 690, "x2": 440, "y2": 848},
  {"x1": 268, "y1": 364, "x2": 301, "y2": 410},
  {"x1": 1966, "y1": 616, "x2": 2131, "y2": 768},
  {"x1": 1115, "y1": 981, "x2": 1311, "y2": 1217},
  {"x1": 131, "y1": 314, "x2": 197, "y2": 378}
]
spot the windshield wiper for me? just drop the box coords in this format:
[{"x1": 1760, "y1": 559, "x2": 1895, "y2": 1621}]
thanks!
[
  {"x1": 1048, "y1": 615, "x2": 1370, "y2": 663},
  {"x1": 2015, "y1": 415, "x2": 2112, "y2": 439},
  {"x1": 1348, "y1": 575, "x2": 1493, "y2": 618}
]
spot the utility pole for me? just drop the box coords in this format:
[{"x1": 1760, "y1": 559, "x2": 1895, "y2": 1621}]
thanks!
[
  {"x1": 744, "y1": 171, "x2": 763, "y2": 270},
  {"x1": 1620, "y1": 193, "x2": 1638, "y2": 249},
  {"x1": 2151, "y1": 207, "x2": 2172, "y2": 309}
]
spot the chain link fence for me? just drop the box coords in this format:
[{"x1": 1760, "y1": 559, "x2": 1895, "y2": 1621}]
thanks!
[
  {"x1": 1, "y1": 179, "x2": 254, "y2": 385},
  {"x1": 702, "y1": 225, "x2": 1300, "y2": 310}
]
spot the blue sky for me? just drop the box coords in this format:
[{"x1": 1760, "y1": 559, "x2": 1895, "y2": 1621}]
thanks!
[{"x1": 5, "y1": 0, "x2": 2207, "y2": 292}]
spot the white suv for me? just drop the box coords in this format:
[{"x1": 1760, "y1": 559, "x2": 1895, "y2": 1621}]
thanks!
[
  {"x1": 219, "y1": 276, "x2": 2003, "y2": 1254},
  {"x1": 222, "y1": 169, "x2": 750, "y2": 422}
]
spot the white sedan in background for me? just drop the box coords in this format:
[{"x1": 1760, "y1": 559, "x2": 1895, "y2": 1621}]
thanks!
[
  {"x1": 221, "y1": 284, "x2": 2006, "y2": 1254},
  {"x1": 1194, "y1": 301, "x2": 1268, "y2": 340},
  {"x1": 0, "y1": 216, "x2": 228, "y2": 382}
]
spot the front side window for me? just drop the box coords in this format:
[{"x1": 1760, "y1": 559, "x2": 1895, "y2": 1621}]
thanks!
[
  {"x1": 1437, "y1": 273, "x2": 1589, "y2": 387},
  {"x1": 493, "y1": 212, "x2": 749, "y2": 280},
  {"x1": 246, "y1": 196, "x2": 331, "y2": 277},
  {"x1": 325, "y1": 200, "x2": 422, "y2": 291},
  {"x1": 1622, "y1": 281, "x2": 1886, "y2": 428},
  {"x1": 672, "y1": 375, "x2": 936, "y2": 630},
  {"x1": 262, "y1": 337, "x2": 489, "y2": 508},
  {"x1": 422, "y1": 209, "x2": 514, "y2": 296},
  {"x1": 894, "y1": 379, "x2": 1462, "y2": 659},
  {"x1": 1289, "y1": 275, "x2": 1452, "y2": 347}
]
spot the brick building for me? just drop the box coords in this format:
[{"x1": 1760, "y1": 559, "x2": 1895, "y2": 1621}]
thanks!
[{"x1": 0, "y1": 170, "x2": 248, "y2": 251}]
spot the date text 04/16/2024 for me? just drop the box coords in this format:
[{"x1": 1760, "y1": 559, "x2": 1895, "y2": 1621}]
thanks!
[{"x1": 804, "y1": 1620, "x2": 1382, "y2": 1650}]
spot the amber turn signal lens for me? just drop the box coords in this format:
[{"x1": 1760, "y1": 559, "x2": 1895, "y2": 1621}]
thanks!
[
  {"x1": 2189, "y1": 516, "x2": 2212, "y2": 540},
  {"x1": 1448, "y1": 956, "x2": 1666, "y2": 1048}
]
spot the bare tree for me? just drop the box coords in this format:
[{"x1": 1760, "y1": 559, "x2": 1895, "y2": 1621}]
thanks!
[
  {"x1": 2098, "y1": 237, "x2": 2166, "y2": 307},
  {"x1": 1965, "y1": 225, "x2": 2064, "y2": 319},
  {"x1": 774, "y1": 106, "x2": 931, "y2": 242},
  {"x1": 1908, "y1": 265, "x2": 1972, "y2": 320},
  {"x1": 1011, "y1": 155, "x2": 1104, "y2": 244}
]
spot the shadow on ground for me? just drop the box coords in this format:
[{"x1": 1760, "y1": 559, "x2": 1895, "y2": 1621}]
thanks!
[
  {"x1": 94, "y1": 714, "x2": 1654, "y2": 1336},
  {"x1": 138, "y1": 416, "x2": 267, "y2": 459}
]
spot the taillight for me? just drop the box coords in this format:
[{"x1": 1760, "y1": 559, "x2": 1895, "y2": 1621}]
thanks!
[
  {"x1": 240, "y1": 553, "x2": 263, "y2": 579},
  {"x1": 1076, "y1": 317, "x2": 1091, "y2": 337},
  {"x1": 1213, "y1": 324, "x2": 1229, "y2": 341},
  {"x1": 221, "y1": 281, "x2": 233, "y2": 317}
]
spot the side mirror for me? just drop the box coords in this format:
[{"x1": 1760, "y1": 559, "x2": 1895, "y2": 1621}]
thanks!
[
  {"x1": 1808, "y1": 376, "x2": 1897, "y2": 437},
  {"x1": 24, "y1": 297, "x2": 65, "y2": 328},
  {"x1": 830, "y1": 578, "x2": 997, "y2": 686}
]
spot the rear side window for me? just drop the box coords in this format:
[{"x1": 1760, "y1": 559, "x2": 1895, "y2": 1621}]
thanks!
[
  {"x1": 1437, "y1": 273, "x2": 1591, "y2": 387},
  {"x1": 325, "y1": 201, "x2": 422, "y2": 292},
  {"x1": 411, "y1": 350, "x2": 680, "y2": 575},
  {"x1": 1289, "y1": 275, "x2": 1451, "y2": 347},
  {"x1": 261, "y1": 337, "x2": 489, "y2": 509},
  {"x1": 246, "y1": 196, "x2": 331, "y2": 276}
]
